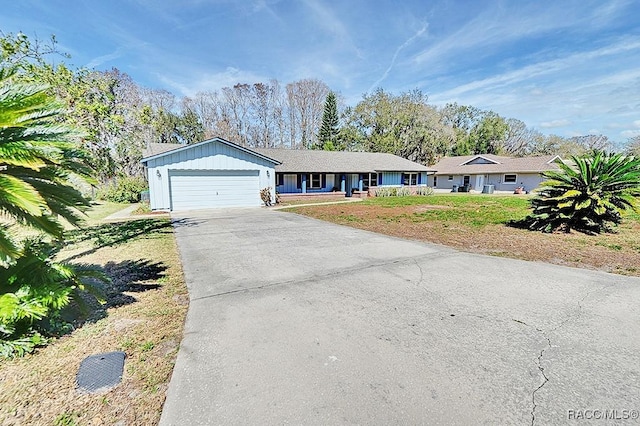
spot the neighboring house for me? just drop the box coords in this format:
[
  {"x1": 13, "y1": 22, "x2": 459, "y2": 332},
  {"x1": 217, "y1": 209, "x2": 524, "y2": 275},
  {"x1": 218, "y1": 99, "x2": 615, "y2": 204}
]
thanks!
[
  {"x1": 141, "y1": 138, "x2": 279, "y2": 211},
  {"x1": 430, "y1": 154, "x2": 562, "y2": 192},
  {"x1": 253, "y1": 148, "x2": 435, "y2": 197}
]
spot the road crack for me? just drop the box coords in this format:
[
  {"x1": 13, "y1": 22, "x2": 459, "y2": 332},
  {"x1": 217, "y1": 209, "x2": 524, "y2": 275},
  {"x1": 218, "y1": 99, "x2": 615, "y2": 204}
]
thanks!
[
  {"x1": 527, "y1": 283, "x2": 610, "y2": 425},
  {"x1": 531, "y1": 330, "x2": 551, "y2": 426}
]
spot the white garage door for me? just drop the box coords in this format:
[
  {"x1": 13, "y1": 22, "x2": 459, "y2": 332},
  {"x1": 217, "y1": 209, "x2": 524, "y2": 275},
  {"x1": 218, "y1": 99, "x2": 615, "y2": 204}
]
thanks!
[{"x1": 169, "y1": 169, "x2": 261, "y2": 211}]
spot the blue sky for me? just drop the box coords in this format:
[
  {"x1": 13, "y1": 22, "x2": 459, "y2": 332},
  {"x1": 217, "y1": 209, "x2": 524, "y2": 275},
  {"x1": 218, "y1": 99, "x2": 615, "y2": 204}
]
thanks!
[{"x1": 2, "y1": 0, "x2": 639, "y2": 142}]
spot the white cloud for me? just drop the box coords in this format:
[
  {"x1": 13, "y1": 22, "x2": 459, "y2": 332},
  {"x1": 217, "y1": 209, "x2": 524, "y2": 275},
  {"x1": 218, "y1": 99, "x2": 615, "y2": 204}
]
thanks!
[
  {"x1": 156, "y1": 67, "x2": 269, "y2": 96},
  {"x1": 368, "y1": 22, "x2": 429, "y2": 92},
  {"x1": 413, "y1": 1, "x2": 632, "y2": 69},
  {"x1": 430, "y1": 37, "x2": 640, "y2": 102},
  {"x1": 85, "y1": 49, "x2": 124, "y2": 69},
  {"x1": 540, "y1": 119, "x2": 571, "y2": 128},
  {"x1": 621, "y1": 130, "x2": 640, "y2": 138},
  {"x1": 302, "y1": 0, "x2": 362, "y2": 58}
]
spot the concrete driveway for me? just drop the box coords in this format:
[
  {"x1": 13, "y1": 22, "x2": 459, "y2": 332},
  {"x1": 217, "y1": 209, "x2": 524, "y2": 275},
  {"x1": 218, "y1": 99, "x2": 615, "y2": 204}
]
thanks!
[{"x1": 161, "y1": 208, "x2": 640, "y2": 425}]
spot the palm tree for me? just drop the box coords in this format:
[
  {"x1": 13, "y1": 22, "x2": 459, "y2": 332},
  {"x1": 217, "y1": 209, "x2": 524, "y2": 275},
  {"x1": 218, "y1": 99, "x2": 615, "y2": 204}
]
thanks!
[
  {"x1": 0, "y1": 68, "x2": 106, "y2": 357},
  {"x1": 522, "y1": 150, "x2": 640, "y2": 234},
  {"x1": 0, "y1": 67, "x2": 93, "y2": 263}
]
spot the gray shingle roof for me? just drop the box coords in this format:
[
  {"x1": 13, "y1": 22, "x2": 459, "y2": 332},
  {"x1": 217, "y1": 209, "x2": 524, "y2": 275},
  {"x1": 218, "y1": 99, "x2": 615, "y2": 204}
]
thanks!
[
  {"x1": 143, "y1": 143, "x2": 183, "y2": 158},
  {"x1": 432, "y1": 154, "x2": 563, "y2": 175},
  {"x1": 253, "y1": 148, "x2": 434, "y2": 173},
  {"x1": 142, "y1": 141, "x2": 433, "y2": 173}
]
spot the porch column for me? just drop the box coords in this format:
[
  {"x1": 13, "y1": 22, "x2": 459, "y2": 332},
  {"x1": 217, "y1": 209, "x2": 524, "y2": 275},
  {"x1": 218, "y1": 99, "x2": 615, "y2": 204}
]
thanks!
[
  {"x1": 302, "y1": 174, "x2": 307, "y2": 193},
  {"x1": 340, "y1": 174, "x2": 346, "y2": 192},
  {"x1": 358, "y1": 174, "x2": 363, "y2": 191}
]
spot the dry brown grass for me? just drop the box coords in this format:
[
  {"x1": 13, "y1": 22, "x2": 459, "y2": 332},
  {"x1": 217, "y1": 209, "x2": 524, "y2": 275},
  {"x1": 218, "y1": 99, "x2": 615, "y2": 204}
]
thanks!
[
  {"x1": 0, "y1": 204, "x2": 188, "y2": 426},
  {"x1": 290, "y1": 195, "x2": 640, "y2": 276}
]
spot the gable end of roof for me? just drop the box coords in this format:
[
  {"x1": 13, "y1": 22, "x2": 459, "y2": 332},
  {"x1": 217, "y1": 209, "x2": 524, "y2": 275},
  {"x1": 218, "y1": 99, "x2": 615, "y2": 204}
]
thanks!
[
  {"x1": 141, "y1": 137, "x2": 280, "y2": 165},
  {"x1": 459, "y1": 155, "x2": 501, "y2": 166}
]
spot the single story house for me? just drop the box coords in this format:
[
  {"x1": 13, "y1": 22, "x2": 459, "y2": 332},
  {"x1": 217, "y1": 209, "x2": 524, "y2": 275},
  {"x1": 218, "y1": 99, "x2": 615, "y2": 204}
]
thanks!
[
  {"x1": 253, "y1": 148, "x2": 435, "y2": 197},
  {"x1": 430, "y1": 154, "x2": 562, "y2": 192},
  {"x1": 141, "y1": 138, "x2": 435, "y2": 211},
  {"x1": 141, "y1": 138, "x2": 279, "y2": 211}
]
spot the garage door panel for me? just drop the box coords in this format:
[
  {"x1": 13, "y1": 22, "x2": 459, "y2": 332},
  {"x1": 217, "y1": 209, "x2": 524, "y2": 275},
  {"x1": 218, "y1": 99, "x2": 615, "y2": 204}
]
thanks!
[{"x1": 169, "y1": 170, "x2": 260, "y2": 211}]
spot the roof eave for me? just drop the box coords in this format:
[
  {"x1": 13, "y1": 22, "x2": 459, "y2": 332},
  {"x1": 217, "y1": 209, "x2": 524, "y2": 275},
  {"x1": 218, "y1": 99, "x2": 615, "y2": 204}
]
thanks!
[{"x1": 140, "y1": 137, "x2": 281, "y2": 165}]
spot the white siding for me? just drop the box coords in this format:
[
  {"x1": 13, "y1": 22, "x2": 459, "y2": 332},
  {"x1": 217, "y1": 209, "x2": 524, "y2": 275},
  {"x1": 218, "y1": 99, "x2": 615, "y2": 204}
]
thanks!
[
  {"x1": 145, "y1": 140, "x2": 276, "y2": 210},
  {"x1": 487, "y1": 173, "x2": 544, "y2": 192},
  {"x1": 169, "y1": 170, "x2": 260, "y2": 210},
  {"x1": 433, "y1": 173, "x2": 546, "y2": 192}
]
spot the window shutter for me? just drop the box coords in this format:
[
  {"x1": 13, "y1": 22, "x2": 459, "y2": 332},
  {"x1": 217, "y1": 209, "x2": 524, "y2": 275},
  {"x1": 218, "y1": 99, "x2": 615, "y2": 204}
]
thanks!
[
  {"x1": 378, "y1": 173, "x2": 382, "y2": 185},
  {"x1": 297, "y1": 174, "x2": 302, "y2": 189},
  {"x1": 322, "y1": 174, "x2": 326, "y2": 188}
]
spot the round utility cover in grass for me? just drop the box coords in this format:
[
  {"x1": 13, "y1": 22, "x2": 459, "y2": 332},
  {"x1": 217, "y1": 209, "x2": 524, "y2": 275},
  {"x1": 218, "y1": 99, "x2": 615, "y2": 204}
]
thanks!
[{"x1": 76, "y1": 351, "x2": 126, "y2": 394}]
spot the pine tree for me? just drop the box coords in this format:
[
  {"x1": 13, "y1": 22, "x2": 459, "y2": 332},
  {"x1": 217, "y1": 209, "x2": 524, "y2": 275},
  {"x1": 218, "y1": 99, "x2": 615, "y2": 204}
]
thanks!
[{"x1": 317, "y1": 92, "x2": 339, "y2": 150}]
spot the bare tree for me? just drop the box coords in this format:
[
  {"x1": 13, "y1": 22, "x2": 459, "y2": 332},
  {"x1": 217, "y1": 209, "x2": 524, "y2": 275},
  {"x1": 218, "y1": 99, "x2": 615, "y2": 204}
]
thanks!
[
  {"x1": 625, "y1": 136, "x2": 640, "y2": 156},
  {"x1": 503, "y1": 118, "x2": 541, "y2": 156},
  {"x1": 571, "y1": 134, "x2": 612, "y2": 152},
  {"x1": 286, "y1": 79, "x2": 330, "y2": 149},
  {"x1": 248, "y1": 82, "x2": 278, "y2": 147},
  {"x1": 192, "y1": 90, "x2": 221, "y2": 138},
  {"x1": 221, "y1": 84, "x2": 252, "y2": 145},
  {"x1": 270, "y1": 80, "x2": 288, "y2": 147}
]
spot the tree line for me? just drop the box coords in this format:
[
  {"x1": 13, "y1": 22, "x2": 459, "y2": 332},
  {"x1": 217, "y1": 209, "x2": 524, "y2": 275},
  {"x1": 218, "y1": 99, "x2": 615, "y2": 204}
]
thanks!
[{"x1": 2, "y1": 31, "x2": 637, "y2": 186}]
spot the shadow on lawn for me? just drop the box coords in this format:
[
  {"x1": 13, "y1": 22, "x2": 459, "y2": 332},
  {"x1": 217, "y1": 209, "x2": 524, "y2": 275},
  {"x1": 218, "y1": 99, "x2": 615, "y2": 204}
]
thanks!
[
  {"x1": 100, "y1": 259, "x2": 167, "y2": 308},
  {"x1": 63, "y1": 218, "x2": 173, "y2": 262},
  {"x1": 60, "y1": 258, "x2": 169, "y2": 329},
  {"x1": 52, "y1": 219, "x2": 173, "y2": 331}
]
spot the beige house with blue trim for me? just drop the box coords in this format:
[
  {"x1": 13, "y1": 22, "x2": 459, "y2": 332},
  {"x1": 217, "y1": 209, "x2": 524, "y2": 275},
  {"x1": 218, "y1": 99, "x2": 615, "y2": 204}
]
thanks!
[{"x1": 430, "y1": 154, "x2": 562, "y2": 192}]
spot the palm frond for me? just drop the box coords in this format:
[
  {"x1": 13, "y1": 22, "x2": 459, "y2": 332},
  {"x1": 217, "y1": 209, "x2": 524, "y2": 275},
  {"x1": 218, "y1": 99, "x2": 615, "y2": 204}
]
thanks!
[{"x1": 518, "y1": 150, "x2": 640, "y2": 234}]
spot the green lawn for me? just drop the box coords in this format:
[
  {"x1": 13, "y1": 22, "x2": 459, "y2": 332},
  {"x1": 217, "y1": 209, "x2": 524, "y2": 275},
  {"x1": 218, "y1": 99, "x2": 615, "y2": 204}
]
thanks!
[
  {"x1": 361, "y1": 194, "x2": 533, "y2": 227},
  {"x1": 0, "y1": 203, "x2": 188, "y2": 425}
]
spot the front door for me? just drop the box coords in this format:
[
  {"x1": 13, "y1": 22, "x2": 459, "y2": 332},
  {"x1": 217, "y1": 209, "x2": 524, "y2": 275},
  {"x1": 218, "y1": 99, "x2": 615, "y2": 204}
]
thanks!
[{"x1": 475, "y1": 175, "x2": 485, "y2": 191}]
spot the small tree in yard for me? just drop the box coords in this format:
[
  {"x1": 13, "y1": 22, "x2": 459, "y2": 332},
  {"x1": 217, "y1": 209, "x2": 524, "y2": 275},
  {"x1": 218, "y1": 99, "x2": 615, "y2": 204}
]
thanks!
[{"x1": 518, "y1": 150, "x2": 640, "y2": 234}]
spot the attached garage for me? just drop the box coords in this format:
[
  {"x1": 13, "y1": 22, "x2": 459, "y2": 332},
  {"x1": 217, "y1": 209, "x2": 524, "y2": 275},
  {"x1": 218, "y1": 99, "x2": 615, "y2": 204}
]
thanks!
[
  {"x1": 141, "y1": 138, "x2": 279, "y2": 211},
  {"x1": 169, "y1": 170, "x2": 260, "y2": 210}
]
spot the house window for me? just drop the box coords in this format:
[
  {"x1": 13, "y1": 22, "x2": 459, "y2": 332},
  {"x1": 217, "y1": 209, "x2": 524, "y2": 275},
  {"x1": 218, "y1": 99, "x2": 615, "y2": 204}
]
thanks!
[
  {"x1": 433, "y1": 176, "x2": 437, "y2": 186},
  {"x1": 463, "y1": 175, "x2": 470, "y2": 186},
  {"x1": 504, "y1": 174, "x2": 517, "y2": 184},
  {"x1": 448, "y1": 175, "x2": 453, "y2": 181},
  {"x1": 309, "y1": 173, "x2": 322, "y2": 189},
  {"x1": 403, "y1": 173, "x2": 417, "y2": 186},
  {"x1": 362, "y1": 173, "x2": 378, "y2": 188},
  {"x1": 276, "y1": 173, "x2": 284, "y2": 186}
]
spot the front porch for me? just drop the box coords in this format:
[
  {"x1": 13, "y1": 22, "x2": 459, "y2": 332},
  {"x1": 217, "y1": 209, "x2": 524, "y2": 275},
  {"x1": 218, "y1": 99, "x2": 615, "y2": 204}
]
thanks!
[
  {"x1": 275, "y1": 171, "x2": 430, "y2": 197},
  {"x1": 276, "y1": 172, "x2": 373, "y2": 197}
]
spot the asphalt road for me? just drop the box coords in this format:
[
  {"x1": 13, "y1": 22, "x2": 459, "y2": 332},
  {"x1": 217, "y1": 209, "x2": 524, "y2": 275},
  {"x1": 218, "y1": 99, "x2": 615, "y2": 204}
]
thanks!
[{"x1": 160, "y1": 208, "x2": 640, "y2": 425}]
